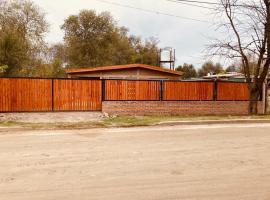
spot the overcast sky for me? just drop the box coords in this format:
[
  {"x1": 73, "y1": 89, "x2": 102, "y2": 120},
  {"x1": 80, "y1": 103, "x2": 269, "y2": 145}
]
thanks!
[{"x1": 32, "y1": 0, "x2": 222, "y2": 68}]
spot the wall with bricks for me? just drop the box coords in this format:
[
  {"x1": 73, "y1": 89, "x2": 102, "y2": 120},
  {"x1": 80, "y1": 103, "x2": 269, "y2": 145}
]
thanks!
[{"x1": 102, "y1": 101, "x2": 263, "y2": 116}]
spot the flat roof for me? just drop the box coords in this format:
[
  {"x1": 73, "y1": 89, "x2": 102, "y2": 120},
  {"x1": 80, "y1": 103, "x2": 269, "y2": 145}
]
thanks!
[{"x1": 66, "y1": 64, "x2": 183, "y2": 76}]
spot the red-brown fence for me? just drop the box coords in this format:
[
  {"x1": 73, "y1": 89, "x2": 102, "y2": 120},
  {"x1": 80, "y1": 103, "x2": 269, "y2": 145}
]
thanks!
[
  {"x1": 0, "y1": 78, "x2": 252, "y2": 112},
  {"x1": 163, "y1": 81, "x2": 214, "y2": 101},
  {"x1": 0, "y1": 78, "x2": 52, "y2": 112},
  {"x1": 103, "y1": 80, "x2": 250, "y2": 101},
  {"x1": 105, "y1": 80, "x2": 160, "y2": 100},
  {"x1": 217, "y1": 82, "x2": 250, "y2": 101},
  {"x1": 54, "y1": 79, "x2": 102, "y2": 111},
  {"x1": 0, "y1": 78, "x2": 102, "y2": 112}
]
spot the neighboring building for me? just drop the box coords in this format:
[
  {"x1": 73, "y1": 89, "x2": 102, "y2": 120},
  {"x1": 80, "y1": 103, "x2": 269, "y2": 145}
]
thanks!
[
  {"x1": 66, "y1": 64, "x2": 183, "y2": 80},
  {"x1": 203, "y1": 73, "x2": 270, "y2": 83},
  {"x1": 203, "y1": 72, "x2": 246, "y2": 82}
]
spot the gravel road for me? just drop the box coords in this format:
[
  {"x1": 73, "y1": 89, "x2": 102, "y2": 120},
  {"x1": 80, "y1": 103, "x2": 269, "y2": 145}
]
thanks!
[{"x1": 0, "y1": 124, "x2": 270, "y2": 200}]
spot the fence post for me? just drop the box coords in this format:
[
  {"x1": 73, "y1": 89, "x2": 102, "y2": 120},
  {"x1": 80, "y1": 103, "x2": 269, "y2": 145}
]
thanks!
[
  {"x1": 262, "y1": 80, "x2": 267, "y2": 114},
  {"x1": 213, "y1": 79, "x2": 218, "y2": 101},
  {"x1": 52, "y1": 79, "x2": 54, "y2": 112},
  {"x1": 160, "y1": 80, "x2": 164, "y2": 101},
  {"x1": 102, "y1": 79, "x2": 106, "y2": 101}
]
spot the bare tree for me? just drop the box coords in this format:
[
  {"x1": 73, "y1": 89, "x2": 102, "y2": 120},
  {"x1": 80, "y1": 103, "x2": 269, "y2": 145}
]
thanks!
[{"x1": 209, "y1": 0, "x2": 270, "y2": 114}]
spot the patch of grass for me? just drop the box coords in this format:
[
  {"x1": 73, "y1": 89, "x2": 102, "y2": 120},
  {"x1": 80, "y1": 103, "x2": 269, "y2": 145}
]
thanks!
[
  {"x1": 51, "y1": 121, "x2": 107, "y2": 129},
  {"x1": 0, "y1": 121, "x2": 23, "y2": 127},
  {"x1": 103, "y1": 114, "x2": 270, "y2": 127},
  {"x1": 1, "y1": 114, "x2": 270, "y2": 130},
  {"x1": 103, "y1": 116, "x2": 162, "y2": 127}
]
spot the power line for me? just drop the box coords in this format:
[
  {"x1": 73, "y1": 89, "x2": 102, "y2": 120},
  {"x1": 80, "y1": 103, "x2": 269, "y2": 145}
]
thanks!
[
  {"x1": 168, "y1": 0, "x2": 220, "y2": 6},
  {"x1": 167, "y1": 0, "x2": 216, "y2": 10},
  {"x1": 166, "y1": 0, "x2": 252, "y2": 16},
  {"x1": 168, "y1": 0, "x2": 260, "y2": 8},
  {"x1": 95, "y1": 0, "x2": 209, "y2": 23}
]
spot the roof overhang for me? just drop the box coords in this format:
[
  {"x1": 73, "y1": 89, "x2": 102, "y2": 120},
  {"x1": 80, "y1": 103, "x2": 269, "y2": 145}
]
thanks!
[{"x1": 66, "y1": 64, "x2": 183, "y2": 76}]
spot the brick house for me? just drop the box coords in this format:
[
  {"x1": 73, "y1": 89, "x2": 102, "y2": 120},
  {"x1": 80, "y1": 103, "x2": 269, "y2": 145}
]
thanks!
[{"x1": 66, "y1": 64, "x2": 183, "y2": 80}]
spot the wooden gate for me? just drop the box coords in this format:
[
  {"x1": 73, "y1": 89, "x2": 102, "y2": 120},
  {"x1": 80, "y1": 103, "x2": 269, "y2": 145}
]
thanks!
[
  {"x1": 0, "y1": 78, "x2": 102, "y2": 112},
  {"x1": 53, "y1": 79, "x2": 102, "y2": 111},
  {"x1": 0, "y1": 78, "x2": 53, "y2": 112}
]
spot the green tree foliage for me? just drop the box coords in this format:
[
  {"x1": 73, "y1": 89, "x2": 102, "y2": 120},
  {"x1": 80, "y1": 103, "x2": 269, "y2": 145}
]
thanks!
[
  {"x1": 176, "y1": 63, "x2": 197, "y2": 79},
  {"x1": 0, "y1": 29, "x2": 27, "y2": 70},
  {"x1": 61, "y1": 10, "x2": 159, "y2": 68},
  {"x1": 130, "y1": 36, "x2": 159, "y2": 66},
  {"x1": 0, "y1": 0, "x2": 48, "y2": 77},
  {"x1": 198, "y1": 61, "x2": 225, "y2": 77},
  {"x1": 49, "y1": 43, "x2": 67, "y2": 65},
  {"x1": 0, "y1": 3, "x2": 159, "y2": 77},
  {"x1": 0, "y1": 65, "x2": 8, "y2": 77},
  {"x1": 31, "y1": 59, "x2": 66, "y2": 78}
]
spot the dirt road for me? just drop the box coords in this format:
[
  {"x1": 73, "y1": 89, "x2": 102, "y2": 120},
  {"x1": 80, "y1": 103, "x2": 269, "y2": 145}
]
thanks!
[{"x1": 1, "y1": 124, "x2": 270, "y2": 200}]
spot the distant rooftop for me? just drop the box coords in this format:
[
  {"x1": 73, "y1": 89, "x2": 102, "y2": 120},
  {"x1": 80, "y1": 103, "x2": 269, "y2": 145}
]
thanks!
[{"x1": 203, "y1": 72, "x2": 244, "y2": 79}]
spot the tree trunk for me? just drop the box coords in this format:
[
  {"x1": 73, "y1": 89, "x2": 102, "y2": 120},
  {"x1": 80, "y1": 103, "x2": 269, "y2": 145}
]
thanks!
[{"x1": 249, "y1": 82, "x2": 262, "y2": 114}]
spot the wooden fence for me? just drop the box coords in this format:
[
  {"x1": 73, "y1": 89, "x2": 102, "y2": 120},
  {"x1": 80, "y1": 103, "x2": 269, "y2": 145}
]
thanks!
[
  {"x1": 104, "y1": 80, "x2": 250, "y2": 101},
  {"x1": 217, "y1": 82, "x2": 250, "y2": 101},
  {"x1": 0, "y1": 78, "x2": 102, "y2": 112},
  {"x1": 0, "y1": 78, "x2": 251, "y2": 112},
  {"x1": 105, "y1": 80, "x2": 160, "y2": 101},
  {"x1": 163, "y1": 81, "x2": 214, "y2": 101},
  {"x1": 0, "y1": 78, "x2": 52, "y2": 112},
  {"x1": 54, "y1": 79, "x2": 101, "y2": 111}
]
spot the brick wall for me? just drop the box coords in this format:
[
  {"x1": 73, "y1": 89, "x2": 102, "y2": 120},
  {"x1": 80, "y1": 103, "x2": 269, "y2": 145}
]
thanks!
[{"x1": 102, "y1": 101, "x2": 263, "y2": 116}]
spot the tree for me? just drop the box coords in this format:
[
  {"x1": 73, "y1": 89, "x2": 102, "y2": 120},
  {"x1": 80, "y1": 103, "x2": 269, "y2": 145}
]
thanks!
[
  {"x1": 131, "y1": 37, "x2": 159, "y2": 66},
  {"x1": 0, "y1": 29, "x2": 27, "y2": 73},
  {"x1": 225, "y1": 64, "x2": 239, "y2": 72},
  {"x1": 62, "y1": 10, "x2": 116, "y2": 67},
  {"x1": 107, "y1": 27, "x2": 135, "y2": 65},
  {"x1": 0, "y1": 0, "x2": 48, "y2": 77},
  {"x1": 0, "y1": 65, "x2": 8, "y2": 77},
  {"x1": 198, "y1": 61, "x2": 225, "y2": 77},
  {"x1": 48, "y1": 43, "x2": 67, "y2": 65},
  {"x1": 32, "y1": 59, "x2": 66, "y2": 78},
  {"x1": 61, "y1": 10, "x2": 159, "y2": 69},
  {"x1": 176, "y1": 63, "x2": 197, "y2": 79},
  {"x1": 226, "y1": 56, "x2": 258, "y2": 74},
  {"x1": 209, "y1": 0, "x2": 270, "y2": 114}
]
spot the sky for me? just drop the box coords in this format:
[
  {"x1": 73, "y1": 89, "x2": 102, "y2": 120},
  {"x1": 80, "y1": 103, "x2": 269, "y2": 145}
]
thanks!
[{"x1": 32, "y1": 0, "x2": 222, "y2": 68}]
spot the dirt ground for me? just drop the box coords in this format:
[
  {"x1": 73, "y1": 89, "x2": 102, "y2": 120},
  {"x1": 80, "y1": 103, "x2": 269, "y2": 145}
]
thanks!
[
  {"x1": 0, "y1": 112, "x2": 103, "y2": 123},
  {"x1": 0, "y1": 124, "x2": 270, "y2": 200}
]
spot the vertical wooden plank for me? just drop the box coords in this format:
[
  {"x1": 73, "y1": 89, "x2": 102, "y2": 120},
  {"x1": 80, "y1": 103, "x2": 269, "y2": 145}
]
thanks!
[{"x1": 217, "y1": 82, "x2": 249, "y2": 101}]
